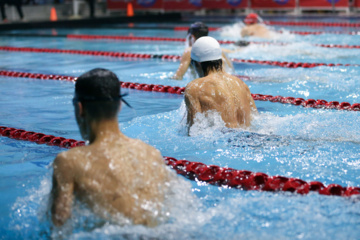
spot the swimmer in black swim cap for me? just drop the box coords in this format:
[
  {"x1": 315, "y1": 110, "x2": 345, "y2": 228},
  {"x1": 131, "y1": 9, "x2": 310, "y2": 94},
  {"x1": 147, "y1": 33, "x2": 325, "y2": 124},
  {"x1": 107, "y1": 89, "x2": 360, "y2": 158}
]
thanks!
[
  {"x1": 171, "y1": 22, "x2": 234, "y2": 80},
  {"x1": 51, "y1": 68, "x2": 173, "y2": 227}
]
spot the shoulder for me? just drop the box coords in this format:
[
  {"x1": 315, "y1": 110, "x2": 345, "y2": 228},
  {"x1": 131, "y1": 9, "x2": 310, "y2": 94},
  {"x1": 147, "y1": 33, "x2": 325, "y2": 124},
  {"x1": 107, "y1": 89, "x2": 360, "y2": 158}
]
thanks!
[
  {"x1": 187, "y1": 76, "x2": 221, "y2": 90},
  {"x1": 54, "y1": 151, "x2": 71, "y2": 167},
  {"x1": 241, "y1": 26, "x2": 250, "y2": 31},
  {"x1": 231, "y1": 74, "x2": 250, "y2": 86},
  {"x1": 182, "y1": 47, "x2": 192, "y2": 58},
  {"x1": 231, "y1": 75, "x2": 252, "y2": 97},
  {"x1": 128, "y1": 138, "x2": 162, "y2": 158},
  {"x1": 184, "y1": 47, "x2": 192, "y2": 53},
  {"x1": 241, "y1": 26, "x2": 251, "y2": 33},
  {"x1": 186, "y1": 77, "x2": 208, "y2": 89},
  {"x1": 185, "y1": 78, "x2": 199, "y2": 92},
  {"x1": 128, "y1": 138, "x2": 164, "y2": 166},
  {"x1": 53, "y1": 147, "x2": 85, "y2": 170},
  {"x1": 255, "y1": 24, "x2": 267, "y2": 30},
  {"x1": 185, "y1": 78, "x2": 207, "y2": 96},
  {"x1": 186, "y1": 77, "x2": 221, "y2": 101}
]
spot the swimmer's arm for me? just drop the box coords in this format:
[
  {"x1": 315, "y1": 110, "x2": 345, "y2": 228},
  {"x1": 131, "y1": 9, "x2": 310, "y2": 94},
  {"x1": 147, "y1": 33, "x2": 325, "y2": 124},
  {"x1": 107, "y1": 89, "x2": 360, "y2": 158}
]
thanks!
[
  {"x1": 171, "y1": 49, "x2": 191, "y2": 80},
  {"x1": 250, "y1": 96, "x2": 258, "y2": 114},
  {"x1": 243, "y1": 82, "x2": 258, "y2": 114},
  {"x1": 221, "y1": 51, "x2": 234, "y2": 72},
  {"x1": 184, "y1": 85, "x2": 201, "y2": 131},
  {"x1": 51, "y1": 154, "x2": 74, "y2": 226},
  {"x1": 221, "y1": 48, "x2": 234, "y2": 54},
  {"x1": 240, "y1": 28, "x2": 247, "y2": 38},
  {"x1": 221, "y1": 48, "x2": 245, "y2": 54},
  {"x1": 241, "y1": 28, "x2": 253, "y2": 37}
]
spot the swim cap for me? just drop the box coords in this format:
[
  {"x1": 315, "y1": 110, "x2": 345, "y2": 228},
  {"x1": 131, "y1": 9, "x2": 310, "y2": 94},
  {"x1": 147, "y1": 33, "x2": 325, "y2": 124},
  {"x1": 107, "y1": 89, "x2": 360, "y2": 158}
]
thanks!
[
  {"x1": 188, "y1": 22, "x2": 209, "y2": 39},
  {"x1": 191, "y1": 36, "x2": 222, "y2": 62},
  {"x1": 244, "y1": 13, "x2": 259, "y2": 24}
]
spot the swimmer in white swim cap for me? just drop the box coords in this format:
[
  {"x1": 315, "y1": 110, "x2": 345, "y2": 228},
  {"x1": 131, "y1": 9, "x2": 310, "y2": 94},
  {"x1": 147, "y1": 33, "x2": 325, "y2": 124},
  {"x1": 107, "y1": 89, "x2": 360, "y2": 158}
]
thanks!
[
  {"x1": 184, "y1": 36, "x2": 258, "y2": 134},
  {"x1": 171, "y1": 22, "x2": 234, "y2": 80}
]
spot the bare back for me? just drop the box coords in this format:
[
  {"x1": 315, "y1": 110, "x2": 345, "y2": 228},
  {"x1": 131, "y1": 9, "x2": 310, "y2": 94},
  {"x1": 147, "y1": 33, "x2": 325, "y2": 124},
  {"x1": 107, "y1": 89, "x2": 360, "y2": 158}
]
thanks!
[
  {"x1": 241, "y1": 24, "x2": 272, "y2": 39},
  {"x1": 185, "y1": 72, "x2": 257, "y2": 130},
  {"x1": 52, "y1": 133, "x2": 169, "y2": 227}
]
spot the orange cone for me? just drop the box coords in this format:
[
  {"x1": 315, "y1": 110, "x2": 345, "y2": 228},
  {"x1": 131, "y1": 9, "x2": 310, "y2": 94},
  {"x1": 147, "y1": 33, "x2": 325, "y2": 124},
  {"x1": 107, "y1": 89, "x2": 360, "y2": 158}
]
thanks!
[
  {"x1": 127, "y1": 2, "x2": 134, "y2": 17},
  {"x1": 50, "y1": 7, "x2": 57, "y2": 21}
]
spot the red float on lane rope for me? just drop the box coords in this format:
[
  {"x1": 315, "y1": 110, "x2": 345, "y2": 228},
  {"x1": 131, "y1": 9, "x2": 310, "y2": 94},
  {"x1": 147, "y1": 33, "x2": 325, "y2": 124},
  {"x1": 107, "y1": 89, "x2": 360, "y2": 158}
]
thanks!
[
  {"x1": 1, "y1": 70, "x2": 360, "y2": 112},
  {"x1": 0, "y1": 46, "x2": 358, "y2": 69},
  {"x1": 0, "y1": 126, "x2": 85, "y2": 148},
  {"x1": 174, "y1": 27, "x2": 360, "y2": 36},
  {"x1": 0, "y1": 126, "x2": 359, "y2": 198},
  {"x1": 67, "y1": 34, "x2": 360, "y2": 50},
  {"x1": 265, "y1": 20, "x2": 360, "y2": 28}
]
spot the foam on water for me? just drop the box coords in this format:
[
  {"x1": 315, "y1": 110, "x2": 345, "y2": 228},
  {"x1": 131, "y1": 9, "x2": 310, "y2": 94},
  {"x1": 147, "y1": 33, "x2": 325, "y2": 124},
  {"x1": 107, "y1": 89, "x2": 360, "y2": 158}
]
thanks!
[
  {"x1": 4, "y1": 100, "x2": 360, "y2": 239},
  {"x1": 218, "y1": 22, "x2": 295, "y2": 42},
  {"x1": 217, "y1": 22, "x2": 360, "y2": 64},
  {"x1": 9, "y1": 172, "x2": 360, "y2": 239},
  {"x1": 120, "y1": 103, "x2": 360, "y2": 185},
  {"x1": 8, "y1": 169, "x2": 211, "y2": 239},
  {"x1": 1, "y1": 21, "x2": 360, "y2": 239},
  {"x1": 252, "y1": 111, "x2": 360, "y2": 143}
]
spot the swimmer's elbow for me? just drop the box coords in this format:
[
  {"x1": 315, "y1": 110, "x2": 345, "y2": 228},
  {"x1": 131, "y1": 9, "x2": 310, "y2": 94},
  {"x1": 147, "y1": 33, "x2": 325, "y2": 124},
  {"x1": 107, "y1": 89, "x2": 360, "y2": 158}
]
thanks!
[
  {"x1": 51, "y1": 183, "x2": 73, "y2": 227},
  {"x1": 51, "y1": 195, "x2": 72, "y2": 226},
  {"x1": 52, "y1": 210, "x2": 70, "y2": 226},
  {"x1": 171, "y1": 74, "x2": 183, "y2": 80}
]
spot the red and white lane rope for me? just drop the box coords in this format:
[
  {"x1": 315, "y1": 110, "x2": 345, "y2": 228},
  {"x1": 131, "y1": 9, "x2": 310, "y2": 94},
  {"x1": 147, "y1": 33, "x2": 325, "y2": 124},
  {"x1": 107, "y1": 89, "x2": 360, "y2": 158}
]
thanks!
[
  {"x1": 265, "y1": 20, "x2": 360, "y2": 28},
  {"x1": 0, "y1": 126, "x2": 85, "y2": 148},
  {"x1": 276, "y1": 30, "x2": 360, "y2": 36},
  {"x1": 67, "y1": 34, "x2": 360, "y2": 50},
  {"x1": 0, "y1": 46, "x2": 358, "y2": 68},
  {"x1": 174, "y1": 27, "x2": 360, "y2": 35},
  {"x1": 1, "y1": 70, "x2": 360, "y2": 112},
  {"x1": 0, "y1": 126, "x2": 359, "y2": 197}
]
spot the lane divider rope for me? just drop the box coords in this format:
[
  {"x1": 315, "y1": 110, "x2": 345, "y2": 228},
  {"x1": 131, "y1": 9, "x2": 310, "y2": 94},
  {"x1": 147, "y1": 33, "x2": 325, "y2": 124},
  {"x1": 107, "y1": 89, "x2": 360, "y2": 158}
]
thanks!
[
  {"x1": 174, "y1": 27, "x2": 360, "y2": 35},
  {"x1": 0, "y1": 126, "x2": 85, "y2": 148},
  {"x1": 0, "y1": 126, "x2": 359, "y2": 197},
  {"x1": 67, "y1": 34, "x2": 360, "y2": 50},
  {"x1": 265, "y1": 20, "x2": 360, "y2": 28},
  {"x1": 0, "y1": 46, "x2": 358, "y2": 68},
  {"x1": 276, "y1": 30, "x2": 360, "y2": 36},
  {"x1": 1, "y1": 70, "x2": 360, "y2": 112}
]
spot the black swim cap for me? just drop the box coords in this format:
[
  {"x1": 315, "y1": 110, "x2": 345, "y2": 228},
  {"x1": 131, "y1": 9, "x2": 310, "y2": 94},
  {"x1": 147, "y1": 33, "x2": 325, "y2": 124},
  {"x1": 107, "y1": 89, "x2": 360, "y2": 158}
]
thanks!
[
  {"x1": 75, "y1": 68, "x2": 131, "y2": 108},
  {"x1": 188, "y1": 22, "x2": 209, "y2": 39}
]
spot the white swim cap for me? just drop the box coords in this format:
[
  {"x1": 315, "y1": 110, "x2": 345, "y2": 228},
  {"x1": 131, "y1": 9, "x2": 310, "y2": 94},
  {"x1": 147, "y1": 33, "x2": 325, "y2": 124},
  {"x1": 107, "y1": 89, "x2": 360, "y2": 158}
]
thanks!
[{"x1": 191, "y1": 36, "x2": 222, "y2": 62}]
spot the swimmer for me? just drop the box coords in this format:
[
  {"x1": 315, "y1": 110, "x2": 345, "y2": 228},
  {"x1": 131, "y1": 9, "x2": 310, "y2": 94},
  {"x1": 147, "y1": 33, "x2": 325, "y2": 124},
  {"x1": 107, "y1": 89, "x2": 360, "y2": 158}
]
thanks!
[
  {"x1": 172, "y1": 22, "x2": 234, "y2": 80},
  {"x1": 51, "y1": 68, "x2": 171, "y2": 227},
  {"x1": 185, "y1": 36, "x2": 257, "y2": 133},
  {"x1": 241, "y1": 13, "x2": 273, "y2": 39}
]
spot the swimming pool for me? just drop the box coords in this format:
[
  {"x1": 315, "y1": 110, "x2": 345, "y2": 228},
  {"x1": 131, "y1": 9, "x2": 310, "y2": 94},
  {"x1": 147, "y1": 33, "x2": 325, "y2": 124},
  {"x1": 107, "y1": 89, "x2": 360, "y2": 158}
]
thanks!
[{"x1": 0, "y1": 18, "x2": 360, "y2": 239}]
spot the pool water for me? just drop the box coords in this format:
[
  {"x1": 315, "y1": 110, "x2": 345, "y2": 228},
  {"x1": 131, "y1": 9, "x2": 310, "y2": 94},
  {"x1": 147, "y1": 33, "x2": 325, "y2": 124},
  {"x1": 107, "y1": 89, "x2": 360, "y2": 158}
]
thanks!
[{"x1": 0, "y1": 18, "x2": 359, "y2": 239}]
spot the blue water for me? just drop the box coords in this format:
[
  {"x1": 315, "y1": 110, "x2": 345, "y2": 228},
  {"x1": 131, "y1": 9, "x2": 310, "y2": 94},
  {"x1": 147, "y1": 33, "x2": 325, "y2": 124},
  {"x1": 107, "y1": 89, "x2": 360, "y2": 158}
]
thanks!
[{"x1": 0, "y1": 19, "x2": 360, "y2": 239}]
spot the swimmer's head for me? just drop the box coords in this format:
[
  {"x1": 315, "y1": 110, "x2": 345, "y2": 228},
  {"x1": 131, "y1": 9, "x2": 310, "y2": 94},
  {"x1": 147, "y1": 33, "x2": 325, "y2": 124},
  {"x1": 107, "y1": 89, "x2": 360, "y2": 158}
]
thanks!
[
  {"x1": 191, "y1": 36, "x2": 222, "y2": 77},
  {"x1": 74, "y1": 68, "x2": 130, "y2": 123},
  {"x1": 187, "y1": 22, "x2": 209, "y2": 46},
  {"x1": 191, "y1": 36, "x2": 222, "y2": 62},
  {"x1": 188, "y1": 22, "x2": 209, "y2": 39},
  {"x1": 244, "y1": 13, "x2": 259, "y2": 25}
]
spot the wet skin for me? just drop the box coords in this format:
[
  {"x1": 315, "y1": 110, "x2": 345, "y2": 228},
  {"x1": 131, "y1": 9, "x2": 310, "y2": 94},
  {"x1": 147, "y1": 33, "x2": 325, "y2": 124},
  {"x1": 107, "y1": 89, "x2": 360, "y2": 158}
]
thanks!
[
  {"x1": 241, "y1": 23, "x2": 273, "y2": 39},
  {"x1": 185, "y1": 66, "x2": 258, "y2": 133},
  {"x1": 51, "y1": 102, "x2": 170, "y2": 227}
]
